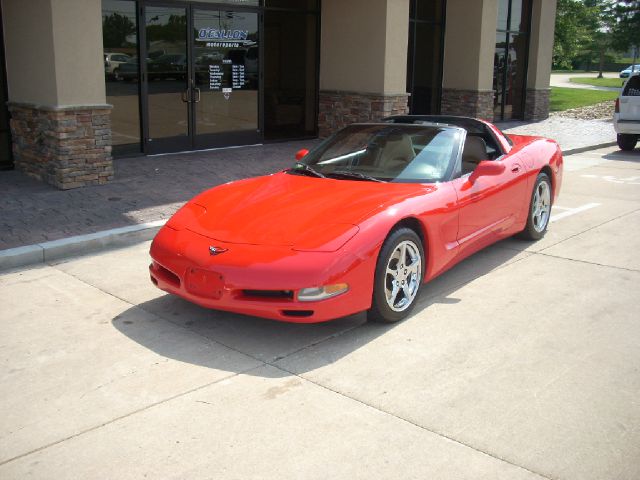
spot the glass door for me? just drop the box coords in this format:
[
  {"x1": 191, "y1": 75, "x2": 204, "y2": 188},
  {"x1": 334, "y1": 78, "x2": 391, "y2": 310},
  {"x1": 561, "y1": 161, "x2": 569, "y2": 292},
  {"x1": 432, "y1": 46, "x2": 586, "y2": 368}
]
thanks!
[
  {"x1": 191, "y1": 8, "x2": 260, "y2": 149},
  {"x1": 142, "y1": 4, "x2": 190, "y2": 154},
  {"x1": 141, "y1": 4, "x2": 260, "y2": 154}
]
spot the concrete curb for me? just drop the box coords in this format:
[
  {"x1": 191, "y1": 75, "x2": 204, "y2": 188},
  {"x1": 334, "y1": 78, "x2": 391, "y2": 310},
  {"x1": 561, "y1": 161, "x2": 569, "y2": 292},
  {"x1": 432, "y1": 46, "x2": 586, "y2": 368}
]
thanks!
[
  {"x1": 0, "y1": 220, "x2": 166, "y2": 272},
  {"x1": 563, "y1": 141, "x2": 617, "y2": 156}
]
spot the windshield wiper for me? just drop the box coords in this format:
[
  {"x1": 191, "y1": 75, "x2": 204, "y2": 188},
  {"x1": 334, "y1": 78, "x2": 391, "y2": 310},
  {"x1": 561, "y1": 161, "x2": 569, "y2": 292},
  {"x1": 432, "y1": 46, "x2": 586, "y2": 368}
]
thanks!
[
  {"x1": 327, "y1": 170, "x2": 386, "y2": 182},
  {"x1": 288, "y1": 163, "x2": 326, "y2": 178}
]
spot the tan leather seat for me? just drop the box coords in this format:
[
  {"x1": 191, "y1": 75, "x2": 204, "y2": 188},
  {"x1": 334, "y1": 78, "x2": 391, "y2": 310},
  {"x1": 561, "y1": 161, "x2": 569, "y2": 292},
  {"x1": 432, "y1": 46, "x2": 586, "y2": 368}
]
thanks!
[
  {"x1": 378, "y1": 134, "x2": 415, "y2": 170},
  {"x1": 461, "y1": 136, "x2": 488, "y2": 174}
]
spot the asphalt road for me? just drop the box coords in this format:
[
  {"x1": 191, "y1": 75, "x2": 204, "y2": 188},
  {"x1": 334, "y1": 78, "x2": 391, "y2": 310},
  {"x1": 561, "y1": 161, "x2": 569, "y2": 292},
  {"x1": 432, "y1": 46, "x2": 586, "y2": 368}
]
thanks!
[{"x1": 1, "y1": 146, "x2": 639, "y2": 479}]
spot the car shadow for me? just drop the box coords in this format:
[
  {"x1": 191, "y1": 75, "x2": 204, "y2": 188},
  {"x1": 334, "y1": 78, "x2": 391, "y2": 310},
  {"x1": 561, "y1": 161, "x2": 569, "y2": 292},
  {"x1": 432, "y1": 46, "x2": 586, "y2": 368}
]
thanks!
[
  {"x1": 112, "y1": 241, "x2": 525, "y2": 378},
  {"x1": 602, "y1": 149, "x2": 640, "y2": 162}
]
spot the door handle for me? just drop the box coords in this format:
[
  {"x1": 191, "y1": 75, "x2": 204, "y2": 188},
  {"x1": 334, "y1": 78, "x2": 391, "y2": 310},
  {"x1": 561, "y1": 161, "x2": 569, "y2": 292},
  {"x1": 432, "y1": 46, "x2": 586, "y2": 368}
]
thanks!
[
  {"x1": 181, "y1": 88, "x2": 191, "y2": 103},
  {"x1": 193, "y1": 87, "x2": 201, "y2": 103},
  {"x1": 511, "y1": 166, "x2": 521, "y2": 173}
]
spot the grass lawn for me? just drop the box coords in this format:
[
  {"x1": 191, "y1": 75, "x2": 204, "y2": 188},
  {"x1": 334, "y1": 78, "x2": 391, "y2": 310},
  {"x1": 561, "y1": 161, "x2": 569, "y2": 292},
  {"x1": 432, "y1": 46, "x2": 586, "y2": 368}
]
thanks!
[
  {"x1": 569, "y1": 77, "x2": 625, "y2": 88},
  {"x1": 550, "y1": 87, "x2": 619, "y2": 111}
]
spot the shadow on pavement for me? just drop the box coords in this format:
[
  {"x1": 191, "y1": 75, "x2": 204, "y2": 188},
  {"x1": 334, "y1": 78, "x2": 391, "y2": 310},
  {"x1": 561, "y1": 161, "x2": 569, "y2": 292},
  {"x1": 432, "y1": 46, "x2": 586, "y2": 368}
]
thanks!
[
  {"x1": 602, "y1": 149, "x2": 640, "y2": 162},
  {"x1": 112, "y1": 241, "x2": 524, "y2": 377}
]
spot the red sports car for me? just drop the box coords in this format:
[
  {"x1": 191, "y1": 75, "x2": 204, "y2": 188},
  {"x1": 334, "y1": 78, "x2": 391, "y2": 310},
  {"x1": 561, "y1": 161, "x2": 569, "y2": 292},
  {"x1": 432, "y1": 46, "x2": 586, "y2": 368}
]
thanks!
[{"x1": 149, "y1": 115, "x2": 563, "y2": 323}]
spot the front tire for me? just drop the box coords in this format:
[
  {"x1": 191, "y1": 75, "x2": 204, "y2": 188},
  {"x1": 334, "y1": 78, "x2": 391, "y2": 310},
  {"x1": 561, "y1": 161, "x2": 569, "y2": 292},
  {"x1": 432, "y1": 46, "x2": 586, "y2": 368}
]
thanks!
[
  {"x1": 519, "y1": 172, "x2": 552, "y2": 240},
  {"x1": 367, "y1": 228, "x2": 425, "y2": 323},
  {"x1": 617, "y1": 134, "x2": 638, "y2": 151}
]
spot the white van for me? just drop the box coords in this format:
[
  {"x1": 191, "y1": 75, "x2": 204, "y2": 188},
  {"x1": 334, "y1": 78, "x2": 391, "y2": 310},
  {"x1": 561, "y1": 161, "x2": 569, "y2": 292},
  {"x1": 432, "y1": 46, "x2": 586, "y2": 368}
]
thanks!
[{"x1": 614, "y1": 74, "x2": 640, "y2": 151}]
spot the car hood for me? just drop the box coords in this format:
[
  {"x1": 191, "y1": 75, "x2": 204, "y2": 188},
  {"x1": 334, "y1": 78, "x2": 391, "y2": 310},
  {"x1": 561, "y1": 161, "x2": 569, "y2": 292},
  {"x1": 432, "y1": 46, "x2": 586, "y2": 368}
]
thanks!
[{"x1": 181, "y1": 172, "x2": 431, "y2": 250}]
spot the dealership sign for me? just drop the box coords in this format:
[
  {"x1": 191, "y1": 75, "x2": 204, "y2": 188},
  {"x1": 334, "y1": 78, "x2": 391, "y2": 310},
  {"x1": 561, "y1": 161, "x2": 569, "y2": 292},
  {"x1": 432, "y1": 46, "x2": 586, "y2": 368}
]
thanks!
[{"x1": 197, "y1": 28, "x2": 249, "y2": 41}]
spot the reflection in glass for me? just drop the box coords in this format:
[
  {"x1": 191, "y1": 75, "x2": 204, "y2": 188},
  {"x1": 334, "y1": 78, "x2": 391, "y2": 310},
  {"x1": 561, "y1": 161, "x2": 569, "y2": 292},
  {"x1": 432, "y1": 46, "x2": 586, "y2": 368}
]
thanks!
[
  {"x1": 102, "y1": 0, "x2": 140, "y2": 153},
  {"x1": 145, "y1": 6, "x2": 188, "y2": 140},
  {"x1": 193, "y1": 9, "x2": 259, "y2": 136},
  {"x1": 414, "y1": 0, "x2": 444, "y2": 22},
  {"x1": 497, "y1": 0, "x2": 509, "y2": 30},
  {"x1": 494, "y1": 0, "x2": 531, "y2": 120},
  {"x1": 264, "y1": 10, "x2": 318, "y2": 139},
  {"x1": 406, "y1": 0, "x2": 445, "y2": 115},
  {"x1": 265, "y1": 0, "x2": 319, "y2": 9},
  {"x1": 509, "y1": 0, "x2": 531, "y2": 32}
]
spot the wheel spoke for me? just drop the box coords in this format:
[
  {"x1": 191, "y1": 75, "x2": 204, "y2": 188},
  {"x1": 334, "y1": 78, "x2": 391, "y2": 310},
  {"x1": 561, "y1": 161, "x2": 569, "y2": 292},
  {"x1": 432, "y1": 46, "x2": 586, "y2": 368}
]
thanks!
[{"x1": 382, "y1": 239, "x2": 423, "y2": 312}]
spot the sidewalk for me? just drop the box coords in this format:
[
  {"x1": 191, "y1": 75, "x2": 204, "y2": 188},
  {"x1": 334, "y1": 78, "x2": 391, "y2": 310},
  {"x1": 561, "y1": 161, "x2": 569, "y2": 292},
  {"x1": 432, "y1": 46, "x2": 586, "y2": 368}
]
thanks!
[
  {"x1": 550, "y1": 71, "x2": 622, "y2": 91},
  {"x1": 0, "y1": 117, "x2": 618, "y2": 264}
]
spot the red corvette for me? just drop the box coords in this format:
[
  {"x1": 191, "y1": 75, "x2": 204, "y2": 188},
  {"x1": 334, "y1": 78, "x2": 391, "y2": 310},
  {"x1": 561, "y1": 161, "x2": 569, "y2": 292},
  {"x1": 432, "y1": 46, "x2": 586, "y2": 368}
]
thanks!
[{"x1": 150, "y1": 115, "x2": 563, "y2": 323}]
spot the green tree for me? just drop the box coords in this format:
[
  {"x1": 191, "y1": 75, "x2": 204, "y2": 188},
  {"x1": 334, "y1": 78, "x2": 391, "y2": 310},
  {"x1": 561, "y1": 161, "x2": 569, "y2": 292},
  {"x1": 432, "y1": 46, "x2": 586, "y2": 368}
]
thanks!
[
  {"x1": 608, "y1": 0, "x2": 640, "y2": 52},
  {"x1": 553, "y1": 0, "x2": 598, "y2": 69},
  {"x1": 103, "y1": 12, "x2": 135, "y2": 49}
]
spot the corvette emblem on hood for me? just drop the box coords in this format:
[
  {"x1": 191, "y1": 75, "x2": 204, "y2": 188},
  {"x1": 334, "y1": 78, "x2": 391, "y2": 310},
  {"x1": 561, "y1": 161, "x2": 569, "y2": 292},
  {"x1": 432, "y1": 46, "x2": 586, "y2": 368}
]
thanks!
[{"x1": 209, "y1": 246, "x2": 228, "y2": 256}]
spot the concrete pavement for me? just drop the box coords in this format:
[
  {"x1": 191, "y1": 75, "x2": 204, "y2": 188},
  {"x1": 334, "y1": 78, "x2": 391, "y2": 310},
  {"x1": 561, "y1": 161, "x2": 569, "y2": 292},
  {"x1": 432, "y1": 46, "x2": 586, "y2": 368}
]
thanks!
[{"x1": 1, "y1": 145, "x2": 639, "y2": 479}]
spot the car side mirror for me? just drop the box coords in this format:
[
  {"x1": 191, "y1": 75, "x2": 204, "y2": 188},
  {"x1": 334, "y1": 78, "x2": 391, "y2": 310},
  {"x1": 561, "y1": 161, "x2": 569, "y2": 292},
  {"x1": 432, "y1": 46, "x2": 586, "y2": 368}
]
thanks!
[
  {"x1": 468, "y1": 161, "x2": 506, "y2": 183},
  {"x1": 295, "y1": 149, "x2": 309, "y2": 161}
]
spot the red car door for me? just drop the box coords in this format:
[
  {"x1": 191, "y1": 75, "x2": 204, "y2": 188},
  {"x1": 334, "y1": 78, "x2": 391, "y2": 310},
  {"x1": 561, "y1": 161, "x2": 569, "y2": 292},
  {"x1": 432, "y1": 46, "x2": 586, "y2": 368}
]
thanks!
[{"x1": 451, "y1": 150, "x2": 530, "y2": 255}]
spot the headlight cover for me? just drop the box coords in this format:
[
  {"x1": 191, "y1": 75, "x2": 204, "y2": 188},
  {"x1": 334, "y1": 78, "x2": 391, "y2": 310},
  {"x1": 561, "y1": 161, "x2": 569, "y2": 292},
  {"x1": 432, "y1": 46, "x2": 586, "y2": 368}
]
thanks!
[{"x1": 298, "y1": 283, "x2": 349, "y2": 302}]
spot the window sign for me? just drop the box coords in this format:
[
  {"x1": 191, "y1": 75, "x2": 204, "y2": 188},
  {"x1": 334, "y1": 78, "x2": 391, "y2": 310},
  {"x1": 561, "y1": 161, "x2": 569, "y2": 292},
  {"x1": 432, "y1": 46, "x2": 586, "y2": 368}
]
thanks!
[{"x1": 195, "y1": 22, "x2": 256, "y2": 98}]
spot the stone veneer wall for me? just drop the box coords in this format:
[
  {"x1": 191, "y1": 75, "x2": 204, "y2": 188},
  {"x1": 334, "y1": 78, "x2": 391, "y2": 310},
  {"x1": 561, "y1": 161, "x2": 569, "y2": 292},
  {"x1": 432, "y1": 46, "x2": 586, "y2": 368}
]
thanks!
[
  {"x1": 8, "y1": 103, "x2": 113, "y2": 190},
  {"x1": 318, "y1": 91, "x2": 410, "y2": 137},
  {"x1": 523, "y1": 88, "x2": 551, "y2": 121},
  {"x1": 440, "y1": 88, "x2": 494, "y2": 120}
]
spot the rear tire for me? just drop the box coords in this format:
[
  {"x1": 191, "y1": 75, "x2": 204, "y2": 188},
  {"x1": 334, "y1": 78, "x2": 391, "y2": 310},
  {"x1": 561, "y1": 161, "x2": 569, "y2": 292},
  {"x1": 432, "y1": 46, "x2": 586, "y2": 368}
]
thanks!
[
  {"x1": 518, "y1": 172, "x2": 552, "y2": 241},
  {"x1": 367, "y1": 228, "x2": 425, "y2": 323},
  {"x1": 617, "y1": 134, "x2": 638, "y2": 151}
]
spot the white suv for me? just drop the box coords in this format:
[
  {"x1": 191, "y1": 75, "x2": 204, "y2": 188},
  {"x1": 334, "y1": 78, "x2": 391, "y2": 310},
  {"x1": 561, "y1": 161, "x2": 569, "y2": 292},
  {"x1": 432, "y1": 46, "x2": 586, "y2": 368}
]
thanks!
[{"x1": 614, "y1": 74, "x2": 640, "y2": 151}]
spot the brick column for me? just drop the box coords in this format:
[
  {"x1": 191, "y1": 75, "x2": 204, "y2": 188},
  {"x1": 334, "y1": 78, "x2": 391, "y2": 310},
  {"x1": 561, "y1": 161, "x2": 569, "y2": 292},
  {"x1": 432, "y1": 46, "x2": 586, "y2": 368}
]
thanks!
[
  {"x1": 8, "y1": 103, "x2": 113, "y2": 189},
  {"x1": 440, "y1": 0, "x2": 498, "y2": 118},
  {"x1": 524, "y1": 0, "x2": 557, "y2": 120},
  {"x1": 318, "y1": 0, "x2": 410, "y2": 136},
  {"x1": 440, "y1": 89, "x2": 495, "y2": 120},
  {"x1": 2, "y1": 0, "x2": 112, "y2": 189},
  {"x1": 318, "y1": 92, "x2": 409, "y2": 138}
]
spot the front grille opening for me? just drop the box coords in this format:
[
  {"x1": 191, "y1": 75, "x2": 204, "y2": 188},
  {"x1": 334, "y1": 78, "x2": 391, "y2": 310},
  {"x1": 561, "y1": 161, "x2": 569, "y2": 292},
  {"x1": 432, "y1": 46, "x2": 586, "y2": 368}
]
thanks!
[
  {"x1": 282, "y1": 310, "x2": 314, "y2": 318},
  {"x1": 242, "y1": 290, "x2": 294, "y2": 300},
  {"x1": 156, "y1": 264, "x2": 180, "y2": 287}
]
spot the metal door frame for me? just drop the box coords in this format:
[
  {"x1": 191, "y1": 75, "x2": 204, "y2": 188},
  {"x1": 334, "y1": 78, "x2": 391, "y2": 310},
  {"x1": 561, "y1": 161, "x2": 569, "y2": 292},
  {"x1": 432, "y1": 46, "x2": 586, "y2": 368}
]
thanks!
[{"x1": 139, "y1": 0, "x2": 263, "y2": 154}]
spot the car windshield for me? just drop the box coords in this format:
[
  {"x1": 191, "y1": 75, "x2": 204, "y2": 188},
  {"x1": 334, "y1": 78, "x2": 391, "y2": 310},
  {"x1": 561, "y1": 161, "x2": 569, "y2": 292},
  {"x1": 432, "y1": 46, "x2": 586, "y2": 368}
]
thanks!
[{"x1": 292, "y1": 124, "x2": 462, "y2": 183}]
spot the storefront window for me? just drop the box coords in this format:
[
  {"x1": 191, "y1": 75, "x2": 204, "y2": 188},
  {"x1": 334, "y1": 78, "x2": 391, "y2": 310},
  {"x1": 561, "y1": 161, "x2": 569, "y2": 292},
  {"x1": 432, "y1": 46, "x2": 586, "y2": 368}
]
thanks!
[
  {"x1": 493, "y1": 0, "x2": 531, "y2": 120},
  {"x1": 264, "y1": 9, "x2": 318, "y2": 139},
  {"x1": 102, "y1": 0, "x2": 141, "y2": 155},
  {"x1": 406, "y1": 0, "x2": 446, "y2": 115},
  {"x1": 101, "y1": 0, "x2": 320, "y2": 155}
]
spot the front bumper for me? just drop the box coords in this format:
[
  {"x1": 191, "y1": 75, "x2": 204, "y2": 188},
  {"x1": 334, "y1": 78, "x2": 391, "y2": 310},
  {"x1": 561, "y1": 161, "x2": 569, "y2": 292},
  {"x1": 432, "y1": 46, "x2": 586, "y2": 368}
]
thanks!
[{"x1": 149, "y1": 226, "x2": 375, "y2": 323}]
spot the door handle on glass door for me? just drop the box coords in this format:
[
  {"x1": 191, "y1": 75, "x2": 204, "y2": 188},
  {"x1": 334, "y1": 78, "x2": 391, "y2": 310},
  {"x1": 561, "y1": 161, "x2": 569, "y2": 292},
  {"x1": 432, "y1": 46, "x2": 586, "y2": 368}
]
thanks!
[
  {"x1": 181, "y1": 89, "x2": 191, "y2": 103},
  {"x1": 193, "y1": 87, "x2": 201, "y2": 103}
]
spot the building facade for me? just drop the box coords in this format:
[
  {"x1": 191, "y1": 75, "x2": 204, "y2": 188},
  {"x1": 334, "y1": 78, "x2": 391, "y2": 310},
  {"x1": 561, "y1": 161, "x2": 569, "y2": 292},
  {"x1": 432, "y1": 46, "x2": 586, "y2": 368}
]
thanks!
[{"x1": 0, "y1": 0, "x2": 557, "y2": 188}]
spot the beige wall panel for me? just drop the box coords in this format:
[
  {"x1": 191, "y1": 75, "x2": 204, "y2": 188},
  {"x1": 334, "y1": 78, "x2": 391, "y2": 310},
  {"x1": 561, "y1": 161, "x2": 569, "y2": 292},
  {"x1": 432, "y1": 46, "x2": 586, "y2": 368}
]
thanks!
[
  {"x1": 2, "y1": 0, "x2": 58, "y2": 105},
  {"x1": 383, "y1": 0, "x2": 410, "y2": 93},
  {"x1": 320, "y1": 0, "x2": 387, "y2": 93},
  {"x1": 51, "y1": 0, "x2": 106, "y2": 105},
  {"x1": 442, "y1": 0, "x2": 498, "y2": 91},
  {"x1": 527, "y1": 0, "x2": 557, "y2": 88},
  {"x1": 320, "y1": 0, "x2": 409, "y2": 94}
]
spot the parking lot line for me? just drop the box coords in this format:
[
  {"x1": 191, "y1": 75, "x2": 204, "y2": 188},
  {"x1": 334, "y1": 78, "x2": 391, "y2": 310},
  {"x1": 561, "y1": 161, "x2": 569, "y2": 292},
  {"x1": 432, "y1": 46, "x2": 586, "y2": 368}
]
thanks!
[{"x1": 550, "y1": 203, "x2": 601, "y2": 223}]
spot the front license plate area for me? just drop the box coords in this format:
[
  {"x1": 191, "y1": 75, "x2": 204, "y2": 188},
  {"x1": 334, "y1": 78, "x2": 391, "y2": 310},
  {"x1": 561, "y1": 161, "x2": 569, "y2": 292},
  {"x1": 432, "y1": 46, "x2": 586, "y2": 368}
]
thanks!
[{"x1": 185, "y1": 268, "x2": 224, "y2": 299}]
